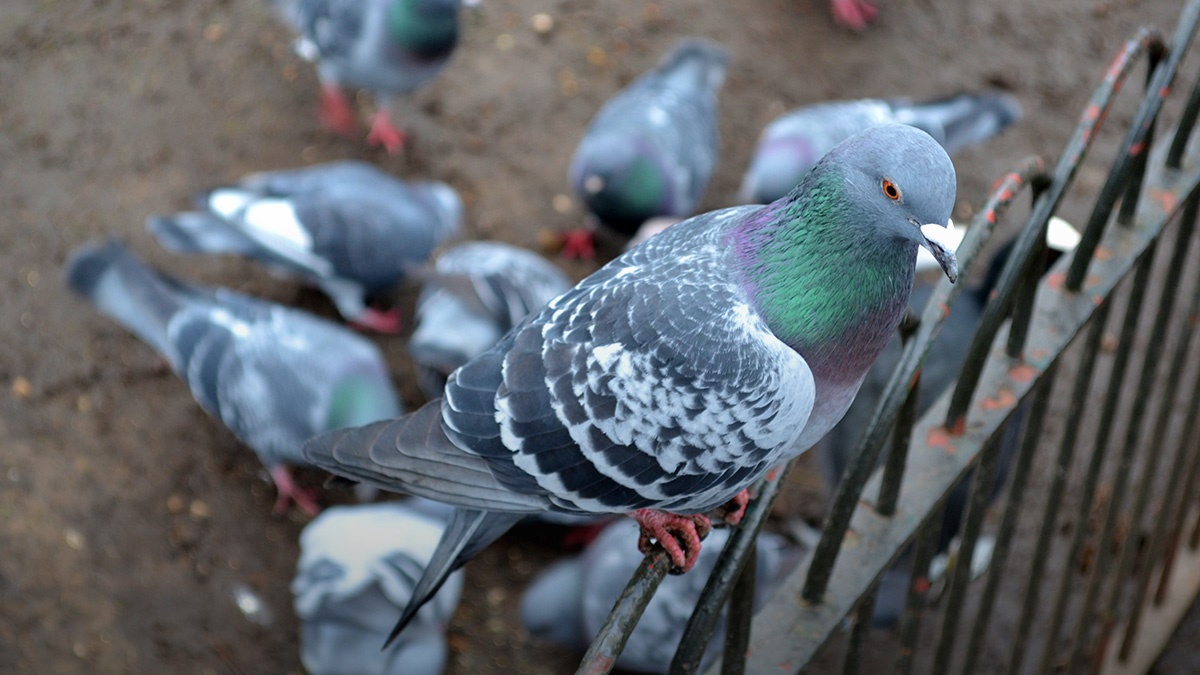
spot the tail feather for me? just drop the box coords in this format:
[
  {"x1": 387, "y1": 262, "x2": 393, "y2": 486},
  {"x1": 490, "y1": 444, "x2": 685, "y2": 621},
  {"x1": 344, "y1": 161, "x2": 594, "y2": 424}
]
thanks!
[
  {"x1": 302, "y1": 402, "x2": 548, "y2": 513},
  {"x1": 386, "y1": 508, "x2": 524, "y2": 645},
  {"x1": 146, "y1": 212, "x2": 259, "y2": 255},
  {"x1": 65, "y1": 239, "x2": 191, "y2": 361},
  {"x1": 894, "y1": 92, "x2": 1022, "y2": 155}
]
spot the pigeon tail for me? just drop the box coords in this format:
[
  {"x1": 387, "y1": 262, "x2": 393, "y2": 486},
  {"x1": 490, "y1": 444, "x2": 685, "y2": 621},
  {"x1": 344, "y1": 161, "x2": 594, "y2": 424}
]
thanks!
[
  {"x1": 65, "y1": 238, "x2": 192, "y2": 362},
  {"x1": 385, "y1": 508, "x2": 524, "y2": 645},
  {"x1": 146, "y1": 212, "x2": 259, "y2": 256},
  {"x1": 895, "y1": 92, "x2": 1022, "y2": 156},
  {"x1": 656, "y1": 38, "x2": 729, "y2": 92},
  {"x1": 302, "y1": 401, "x2": 548, "y2": 513}
]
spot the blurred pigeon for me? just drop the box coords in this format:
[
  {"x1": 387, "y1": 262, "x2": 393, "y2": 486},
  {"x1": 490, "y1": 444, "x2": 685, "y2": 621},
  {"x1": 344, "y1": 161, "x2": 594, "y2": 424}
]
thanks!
[
  {"x1": 740, "y1": 92, "x2": 1022, "y2": 204},
  {"x1": 293, "y1": 501, "x2": 463, "y2": 675},
  {"x1": 521, "y1": 521, "x2": 793, "y2": 674},
  {"x1": 409, "y1": 241, "x2": 572, "y2": 399},
  {"x1": 302, "y1": 124, "x2": 959, "y2": 643},
  {"x1": 564, "y1": 39, "x2": 728, "y2": 258},
  {"x1": 273, "y1": 0, "x2": 475, "y2": 153},
  {"x1": 816, "y1": 216, "x2": 1080, "y2": 625},
  {"x1": 147, "y1": 161, "x2": 463, "y2": 333},
  {"x1": 65, "y1": 239, "x2": 403, "y2": 515}
]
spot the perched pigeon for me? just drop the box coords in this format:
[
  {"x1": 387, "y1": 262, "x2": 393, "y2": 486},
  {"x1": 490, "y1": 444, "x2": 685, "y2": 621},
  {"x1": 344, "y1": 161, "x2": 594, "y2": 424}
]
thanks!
[
  {"x1": 273, "y1": 0, "x2": 475, "y2": 153},
  {"x1": 65, "y1": 239, "x2": 403, "y2": 514},
  {"x1": 564, "y1": 39, "x2": 728, "y2": 258},
  {"x1": 521, "y1": 521, "x2": 793, "y2": 674},
  {"x1": 293, "y1": 501, "x2": 463, "y2": 675},
  {"x1": 740, "y1": 92, "x2": 1022, "y2": 204},
  {"x1": 816, "y1": 217, "x2": 1080, "y2": 625},
  {"x1": 409, "y1": 241, "x2": 572, "y2": 399},
  {"x1": 302, "y1": 124, "x2": 960, "y2": 643},
  {"x1": 147, "y1": 161, "x2": 463, "y2": 333}
]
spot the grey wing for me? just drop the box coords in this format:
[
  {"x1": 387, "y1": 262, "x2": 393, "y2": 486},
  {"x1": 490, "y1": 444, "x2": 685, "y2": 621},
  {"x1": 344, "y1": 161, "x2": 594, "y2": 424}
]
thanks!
[
  {"x1": 443, "y1": 211, "x2": 816, "y2": 515},
  {"x1": 295, "y1": 0, "x2": 365, "y2": 59},
  {"x1": 241, "y1": 161, "x2": 395, "y2": 197},
  {"x1": 767, "y1": 99, "x2": 898, "y2": 155}
]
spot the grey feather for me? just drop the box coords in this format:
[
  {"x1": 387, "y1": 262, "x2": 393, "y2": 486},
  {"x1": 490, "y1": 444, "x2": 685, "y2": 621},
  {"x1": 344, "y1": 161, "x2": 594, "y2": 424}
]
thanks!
[
  {"x1": 569, "y1": 39, "x2": 728, "y2": 234},
  {"x1": 740, "y1": 91, "x2": 1021, "y2": 204},
  {"x1": 66, "y1": 239, "x2": 401, "y2": 501},
  {"x1": 147, "y1": 161, "x2": 462, "y2": 327},
  {"x1": 409, "y1": 242, "x2": 572, "y2": 398},
  {"x1": 292, "y1": 502, "x2": 464, "y2": 675}
]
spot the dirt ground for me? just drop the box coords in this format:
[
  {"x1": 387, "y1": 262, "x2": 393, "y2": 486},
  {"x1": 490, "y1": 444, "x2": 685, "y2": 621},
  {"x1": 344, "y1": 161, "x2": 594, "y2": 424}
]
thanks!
[{"x1": 2, "y1": 0, "x2": 1197, "y2": 673}]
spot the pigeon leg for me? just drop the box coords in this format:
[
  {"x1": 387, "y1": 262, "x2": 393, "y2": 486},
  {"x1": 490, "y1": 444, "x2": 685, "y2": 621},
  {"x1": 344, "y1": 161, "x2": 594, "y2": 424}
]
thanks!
[
  {"x1": 318, "y1": 84, "x2": 358, "y2": 137},
  {"x1": 366, "y1": 108, "x2": 408, "y2": 154},
  {"x1": 716, "y1": 488, "x2": 751, "y2": 526},
  {"x1": 559, "y1": 228, "x2": 597, "y2": 260},
  {"x1": 269, "y1": 465, "x2": 321, "y2": 516},
  {"x1": 629, "y1": 509, "x2": 712, "y2": 573},
  {"x1": 830, "y1": 0, "x2": 878, "y2": 30},
  {"x1": 351, "y1": 306, "x2": 403, "y2": 334}
]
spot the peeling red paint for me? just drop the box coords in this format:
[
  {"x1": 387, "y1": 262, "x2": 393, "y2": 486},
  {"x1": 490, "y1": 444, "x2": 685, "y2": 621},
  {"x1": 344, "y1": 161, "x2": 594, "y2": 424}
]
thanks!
[
  {"x1": 1087, "y1": 275, "x2": 1101, "y2": 288},
  {"x1": 1093, "y1": 294, "x2": 1104, "y2": 306},
  {"x1": 1094, "y1": 246, "x2": 1113, "y2": 261},
  {"x1": 913, "y1": 576, "x2": 932, "y2": 594},
  {"x1": 927, "y1": 427, "x2": 958, "y2": 456},
  {"x1": 1010, "y1": 364, "x2": 1038, "y2": 383},
  {"x1": 1149, "y1": 188, "x2": 1179, "y2": 214},
  {"x1": 1047, "y1": 272, "x2": 1066, "y2": 290},
  {"x1": 948, "y1": 416, "x2": 966, "y2": 436},
  {"x1": 981, "y1": 387, "x2": 1018, "y2": 410},
  {"x1": 1030, "y1": 348, "x2": 1050, "y2": 361}
]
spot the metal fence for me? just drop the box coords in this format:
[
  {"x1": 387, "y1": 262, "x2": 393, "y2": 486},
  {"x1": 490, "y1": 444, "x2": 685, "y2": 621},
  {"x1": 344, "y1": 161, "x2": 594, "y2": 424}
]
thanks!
[{"x1": 572, "y1": 0, "x2": 1200, "y2": 673}]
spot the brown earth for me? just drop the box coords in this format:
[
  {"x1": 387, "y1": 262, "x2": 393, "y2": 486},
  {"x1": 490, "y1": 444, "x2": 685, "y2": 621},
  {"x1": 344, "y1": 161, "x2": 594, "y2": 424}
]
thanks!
[{"x1": 1, "y1": 0, "x2": 1196, "y2": 673}]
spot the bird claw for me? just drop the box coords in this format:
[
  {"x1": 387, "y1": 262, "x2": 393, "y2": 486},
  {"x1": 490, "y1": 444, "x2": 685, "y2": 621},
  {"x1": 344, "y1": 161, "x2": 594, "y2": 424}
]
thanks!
[
  {"x1": 830, "y1": 0, "x2": 878, "y2": 30},
  {"x1": 352, "y1": 307, "x2": 403, "y2": 334},
  {"x1": 367, "y1": 112, "x2": 408, "y2": 154},
  {"x1": 270, "y1": 466, "x2": 321, "y2": 516},
  {"x1": 559, "y1": 229, "x2": 597, "y2": 260},
  {"x1": 715, "y1": 488, "x2": 751, "y2": 526},
  {"x1": 631, "y1": 509, "x2": 712, "y2": 574},
  {"x1": 318, "y1": 85, "x2": 358, "y2": 137}
]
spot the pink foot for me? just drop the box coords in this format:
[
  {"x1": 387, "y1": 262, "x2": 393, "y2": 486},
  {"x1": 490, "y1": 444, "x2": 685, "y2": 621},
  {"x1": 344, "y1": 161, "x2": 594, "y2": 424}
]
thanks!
[
  {"x1": 630, "y1": 509, "x2": 712, "y2": 573},
  {"x1": 560, "y1": 228, "x2": 597, "y2": 260},
  {"x1": 270, "y1": 465, "x2": 321, "y2": 516},
  {"x1": 319, "y1": 85, "x2": 358, "y2": 137},
  {"x1": 351, "y1": 306, "x2": 403, "y2": 334},
  {"x1": 717, "y1": 488, "x2": 751, "y2": 526},
  {"x1": 367, "y1": 110, "x2": 408, "y2": 154},
  {"x1": 830, "y1": 0, "x2": 878, "y2": 30}
]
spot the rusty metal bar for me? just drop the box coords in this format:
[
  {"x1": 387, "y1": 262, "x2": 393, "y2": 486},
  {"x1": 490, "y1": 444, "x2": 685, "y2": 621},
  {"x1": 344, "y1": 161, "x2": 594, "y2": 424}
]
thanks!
[
  {"x1": 894, "y1": 514, "x2": 943, "y2": 675},
  {"x1": 960, "y1": 364, "x2": 1058, "y2": 675},
  {"x1": 1004, "y1": 301, "x2": 1111, "y2": 675},
  {"x1": 842, "y1": 580, "x2": 881, "y2": 675},
  {"x1": 801, "y1": 157, "x2": 1047, "y2": 606},
  {"x1": 1155, "y1": 328, "x2": 1200, "y2": 603},
  {"x1": 878, "y1": 316, "x2": 924, "y2": 516},
  {"x1": 719, "y1": 546, "x2": 755, "y2": 675},
  {"x1": 1063, "y1": 241, "x2": 1161, "y2": 673},
  {"x1": 667, "y1": 464, "x2": 792, "y2": 675},
  {"x1": 1116, "y1": 118, "x2": 1156, "y2": 227},
  {"x1": 947, "y1": 27, "x2": 1163, "y2": 427},
  {"x1": 1004, "y1": 228, "x2": 1048, "y2": 358},
  {"x1": 575, "y1": 549, "x2": 671, "y2": 675},
  {"x1": 1116, "y1": 195, "x2": 1200, "y2": 661},
  {"x1": 1167, "y1": 70, "x2": 1200, "y2": 169}
]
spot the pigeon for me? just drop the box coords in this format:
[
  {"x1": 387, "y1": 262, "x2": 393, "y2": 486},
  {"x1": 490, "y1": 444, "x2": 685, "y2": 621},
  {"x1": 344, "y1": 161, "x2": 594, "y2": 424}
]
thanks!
[
  {"x1": 302, "y1": 124, "x2": 960, "y2": 643},
  {"x1": 815, "y1": 217, "x2": 1080, "y2": 626},
  {"x1": 65, "y1": 239, "x2": 403, "y2": 515},
  {"x1": 147, "y1": 161, "x2": 463, "y2": 333},
  {"x1": 408, "y1": 241, "x2": 572, "y2": 399},
  {"x1": 740, "y1": 92, "x2": 1022, "y2": 204},
  {"x1": 273, "y1": 0, "x2": 475, "y2": 153},
  {"x1": 293, "y1": 501, "x2": 463, "y2": 675},
  {"x1": 564, "y1": 39, "x2": 728, "y2": 259},
  {"x1": 520, "y1": 521, "x2": 794, "y2": 674}
]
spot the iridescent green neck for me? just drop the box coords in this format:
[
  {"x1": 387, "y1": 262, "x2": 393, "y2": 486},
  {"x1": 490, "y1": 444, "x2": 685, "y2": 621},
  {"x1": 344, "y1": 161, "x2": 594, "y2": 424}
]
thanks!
[
  {"x1": 387, "y1": 0, "x2": 459, "y2": 56},
  {"x1": 325, "y1": 376, "x2": 395, "y2": 430},
  {"x1": 731, "y1": 175, "x2": 914, "y2": 380},
  {"x1": 589, "y1": 157, "x2": 665, "y2": 226}
]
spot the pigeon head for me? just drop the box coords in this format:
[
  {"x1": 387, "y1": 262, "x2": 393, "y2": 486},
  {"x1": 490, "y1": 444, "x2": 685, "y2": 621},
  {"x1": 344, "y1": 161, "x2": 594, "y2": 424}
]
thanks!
[
  {"x1": 387, "y1": 0, "x2": 463, "y2": 58},
  {"x1": 575, "y1": 137, "x2": 668, "y2": 229}
]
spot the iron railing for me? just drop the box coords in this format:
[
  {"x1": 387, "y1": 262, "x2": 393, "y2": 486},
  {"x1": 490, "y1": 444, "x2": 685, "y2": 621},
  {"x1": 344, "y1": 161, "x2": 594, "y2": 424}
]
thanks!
[{"x1": 571, "y1": 0, "x2": 1200, "y2": 672}]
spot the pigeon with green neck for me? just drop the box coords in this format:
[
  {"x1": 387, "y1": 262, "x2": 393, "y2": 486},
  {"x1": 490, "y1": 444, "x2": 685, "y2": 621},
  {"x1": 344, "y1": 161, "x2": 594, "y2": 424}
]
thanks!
[
  {"x1": 66, "y1": 240, "x2": 403, "y2": 515},
  {"x1": 303, "y1": 124, "x2": 958, "y2": 644}
]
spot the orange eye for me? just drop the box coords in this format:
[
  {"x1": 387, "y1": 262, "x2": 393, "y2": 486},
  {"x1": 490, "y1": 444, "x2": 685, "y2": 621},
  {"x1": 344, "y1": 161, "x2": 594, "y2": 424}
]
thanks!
[{"x1": 882, "y1": 179, "x2": 901, "y2": 201}]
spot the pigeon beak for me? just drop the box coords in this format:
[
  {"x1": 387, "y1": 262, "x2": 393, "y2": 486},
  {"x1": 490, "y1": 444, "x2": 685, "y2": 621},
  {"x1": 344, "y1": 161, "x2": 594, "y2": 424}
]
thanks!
[
  {"x1": 583, "y1": 175, "x2": 605, "y2": 195},
  {"x1": 919, "y1": 219, "x2": 959, "y2": 283}
]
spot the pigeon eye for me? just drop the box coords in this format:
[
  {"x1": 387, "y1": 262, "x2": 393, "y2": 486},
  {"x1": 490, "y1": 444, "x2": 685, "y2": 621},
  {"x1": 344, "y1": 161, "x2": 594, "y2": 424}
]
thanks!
[{"x1": 882, "y1": 179, "x2": 901, "y2": 201}]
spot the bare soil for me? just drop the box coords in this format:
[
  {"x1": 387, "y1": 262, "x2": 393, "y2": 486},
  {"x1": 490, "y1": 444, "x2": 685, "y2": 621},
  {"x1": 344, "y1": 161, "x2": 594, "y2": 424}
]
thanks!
[{"x1": 1, "y1": 0, "x2": 1195, "y2": 673}]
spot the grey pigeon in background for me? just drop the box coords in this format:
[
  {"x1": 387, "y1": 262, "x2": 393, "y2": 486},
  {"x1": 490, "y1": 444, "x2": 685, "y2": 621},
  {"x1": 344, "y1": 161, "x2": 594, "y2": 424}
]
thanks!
[
  {"x1": 293, "y1": 501, "x2": 463, "y2": 675},
  {"x1": 408, "y1": 241, "x2": 572, "y2": 399},
  {"x1": 816, "y1": 217, "x2": 1080, "y2": 626},
  {"x1": 65, "y1": 239, "x2": 403, "y2": 515},
  {"x1": 273, "y1": 0, "x2": 474, "y2": 152},
  {"x1": 564, "y1": 39, "x2": 728, "y2": 258},
  {"x1": 302, "y1": 124, "x2": 960, "y2": 643},
  {"x1": 521, "y1": 521, "x2": 794, "y2": 674},
  {"x1": 147, "y1": 161, "x2": 463, "y2": 333},
  {"x1": 740, "y1": 92, "x2": 1021, "y2": 204}
]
